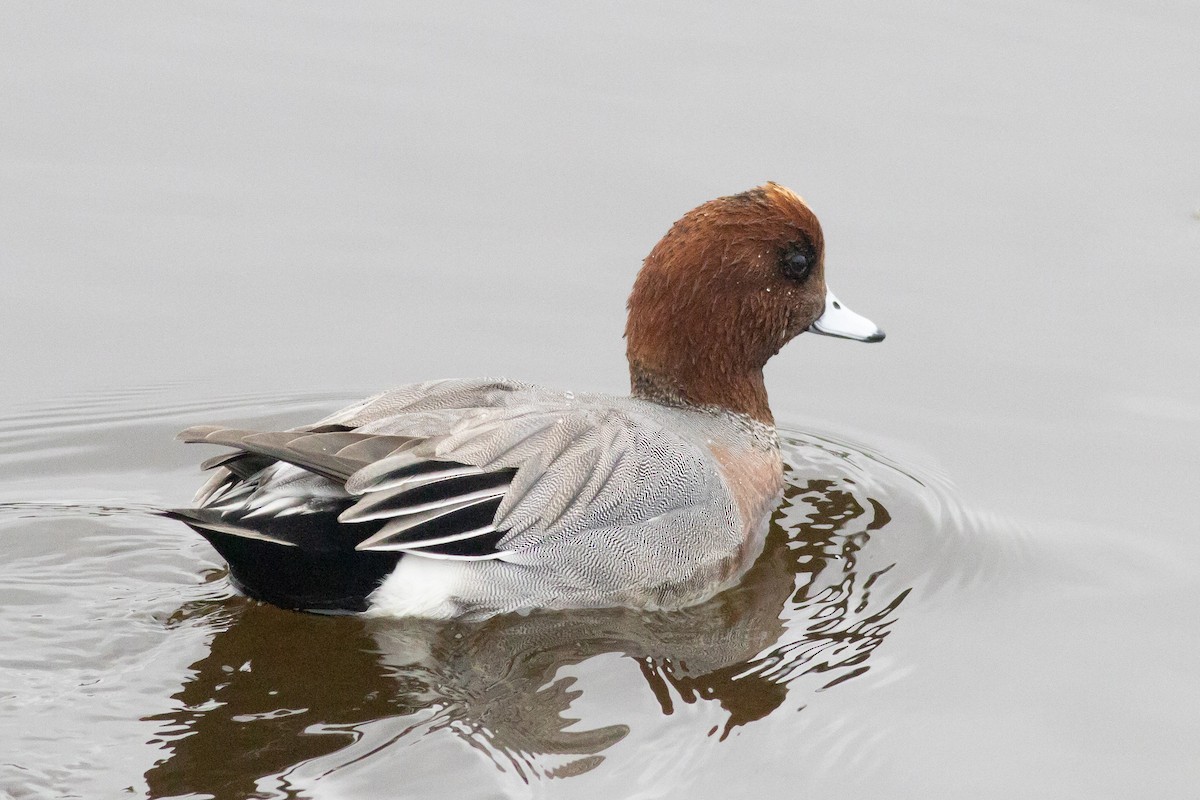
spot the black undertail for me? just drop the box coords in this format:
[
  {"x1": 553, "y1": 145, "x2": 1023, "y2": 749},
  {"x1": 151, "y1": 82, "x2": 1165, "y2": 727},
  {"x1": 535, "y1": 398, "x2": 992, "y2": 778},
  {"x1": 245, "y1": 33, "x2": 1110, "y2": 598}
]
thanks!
[
  {"x1": 165, "y1": 506, "x2": 400, "y2": 613},
  {"x1": 170, "y1": 424, "x2": 518, "y2": 613}
]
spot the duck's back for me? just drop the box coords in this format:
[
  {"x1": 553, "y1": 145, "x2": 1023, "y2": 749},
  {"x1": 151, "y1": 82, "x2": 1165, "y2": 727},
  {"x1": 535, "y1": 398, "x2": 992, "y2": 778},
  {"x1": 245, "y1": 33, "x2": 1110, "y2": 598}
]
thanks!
[{"x1": 171, "y1": 378, "x2": 780, "y2": 617}]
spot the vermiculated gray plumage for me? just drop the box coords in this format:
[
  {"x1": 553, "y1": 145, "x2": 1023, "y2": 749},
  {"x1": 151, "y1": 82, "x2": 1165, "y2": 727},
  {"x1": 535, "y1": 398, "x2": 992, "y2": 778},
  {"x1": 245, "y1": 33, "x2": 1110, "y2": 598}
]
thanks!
[{"x1": 169, "y1": 378, "x2": 783, "y2": 617}]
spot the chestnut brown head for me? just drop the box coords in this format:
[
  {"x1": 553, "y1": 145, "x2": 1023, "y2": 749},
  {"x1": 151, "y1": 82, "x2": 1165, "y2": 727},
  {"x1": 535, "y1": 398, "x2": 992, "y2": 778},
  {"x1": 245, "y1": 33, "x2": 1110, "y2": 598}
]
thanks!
[{"x1": 625, "y1": 183, "x2": 883, "y2": 424}]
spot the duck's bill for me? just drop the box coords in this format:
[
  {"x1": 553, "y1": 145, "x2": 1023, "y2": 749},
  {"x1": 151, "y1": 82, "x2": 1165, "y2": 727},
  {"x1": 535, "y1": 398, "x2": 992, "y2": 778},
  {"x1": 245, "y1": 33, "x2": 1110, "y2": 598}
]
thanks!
[{"x1": 809, "y1": 289, "x2": 886, "y2": 342}]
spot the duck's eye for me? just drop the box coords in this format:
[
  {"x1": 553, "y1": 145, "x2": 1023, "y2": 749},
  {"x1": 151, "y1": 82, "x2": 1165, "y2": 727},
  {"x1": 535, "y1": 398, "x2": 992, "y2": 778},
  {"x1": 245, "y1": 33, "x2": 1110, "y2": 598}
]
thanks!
[{"x1": 780, "y1": 244, "x2": 814, "y2": 281}]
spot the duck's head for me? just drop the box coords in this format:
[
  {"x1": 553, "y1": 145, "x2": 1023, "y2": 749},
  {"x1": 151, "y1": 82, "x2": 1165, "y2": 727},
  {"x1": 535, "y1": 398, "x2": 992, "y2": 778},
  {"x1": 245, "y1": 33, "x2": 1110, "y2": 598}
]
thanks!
[{"x1": 625, "y1": 182, "x2": 884, "y2": 425}]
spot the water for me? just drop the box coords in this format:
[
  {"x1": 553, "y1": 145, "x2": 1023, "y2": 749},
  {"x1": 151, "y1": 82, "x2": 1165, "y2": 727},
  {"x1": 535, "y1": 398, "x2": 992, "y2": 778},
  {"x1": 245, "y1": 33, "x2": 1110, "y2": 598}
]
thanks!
[
  {"x1": 0, "y1": 389, "x2": 999, "y2": 798},
  {"x1": 2, "y1": 2, "x2": 1198, "y2": 798},
  {"x1": 1, "y1": 389, "x2": 1189, "y2": 798}
]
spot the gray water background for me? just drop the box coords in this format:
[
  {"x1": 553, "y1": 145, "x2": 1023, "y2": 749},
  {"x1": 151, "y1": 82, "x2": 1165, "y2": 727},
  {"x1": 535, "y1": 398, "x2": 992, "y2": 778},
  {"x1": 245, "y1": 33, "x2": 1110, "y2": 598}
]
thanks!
[{"x1": 1, "y1": 2, "x2": 1198, "y2": 798}]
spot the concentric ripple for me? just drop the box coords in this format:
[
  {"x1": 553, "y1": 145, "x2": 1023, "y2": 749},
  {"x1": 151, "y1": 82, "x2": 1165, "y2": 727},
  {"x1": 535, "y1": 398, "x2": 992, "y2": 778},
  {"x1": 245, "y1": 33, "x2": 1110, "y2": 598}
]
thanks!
[{"x1": 0, "y1": 390, "x2": 1013, "y2": 799}]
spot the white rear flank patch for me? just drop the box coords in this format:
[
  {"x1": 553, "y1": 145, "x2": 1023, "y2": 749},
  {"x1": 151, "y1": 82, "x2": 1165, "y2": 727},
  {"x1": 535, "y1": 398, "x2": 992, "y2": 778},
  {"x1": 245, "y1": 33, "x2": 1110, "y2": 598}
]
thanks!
[{"x1": 365, "y1": 557, "x2": 467, "y2": 619}]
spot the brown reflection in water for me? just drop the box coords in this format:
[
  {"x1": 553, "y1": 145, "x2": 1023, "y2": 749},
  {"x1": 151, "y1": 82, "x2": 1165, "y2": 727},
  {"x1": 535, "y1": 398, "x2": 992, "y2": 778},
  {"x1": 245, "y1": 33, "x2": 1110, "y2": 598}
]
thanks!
[
  {"x1": 145, "y1": 464, "x2": 909, "y2": 796},
  {"x1": 143, "y1": 601, "x2": 414, "y2": 799}
]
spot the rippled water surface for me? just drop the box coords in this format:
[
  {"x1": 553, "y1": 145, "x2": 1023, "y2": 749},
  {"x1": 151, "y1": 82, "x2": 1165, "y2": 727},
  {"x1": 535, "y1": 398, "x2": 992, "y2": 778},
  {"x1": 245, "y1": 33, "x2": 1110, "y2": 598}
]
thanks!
[
  {"x1": 2, "y1": 387, "x2": 1189, "y2": 799},
  {"x1": 2, "y1": 2, "x2": 1198, "y2": 798},
  {"x1": 1, "y1": 390, "x2": 1004, "y2": 798}
]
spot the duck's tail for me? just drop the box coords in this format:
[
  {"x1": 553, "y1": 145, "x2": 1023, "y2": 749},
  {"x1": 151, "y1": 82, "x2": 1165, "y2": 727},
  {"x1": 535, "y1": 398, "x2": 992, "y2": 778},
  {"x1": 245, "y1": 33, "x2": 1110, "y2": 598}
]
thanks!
[
  {"x1": 168, "y1": 423, "x2": 514, "y2": 613},
  {"x1": 163, "y1": 506, "x2": 401, "y2": 613}
]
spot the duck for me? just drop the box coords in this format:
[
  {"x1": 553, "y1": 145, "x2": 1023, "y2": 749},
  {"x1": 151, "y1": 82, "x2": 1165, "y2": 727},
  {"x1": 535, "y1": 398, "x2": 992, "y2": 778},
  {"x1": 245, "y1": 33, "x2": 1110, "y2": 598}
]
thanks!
[{"x1": 167, "y1": 183, "x2": 884, "y2": 618}]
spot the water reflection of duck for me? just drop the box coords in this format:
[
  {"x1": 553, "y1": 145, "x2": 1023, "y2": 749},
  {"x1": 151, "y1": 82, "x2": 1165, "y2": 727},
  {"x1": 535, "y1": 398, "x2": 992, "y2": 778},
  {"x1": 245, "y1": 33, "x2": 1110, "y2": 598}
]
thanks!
[
  {"x1": 146, "y1": 440, "x2": 911, "y2": 795},
  {"x1": 166, "y1": 184, "x2": 884, "y2": 618}
]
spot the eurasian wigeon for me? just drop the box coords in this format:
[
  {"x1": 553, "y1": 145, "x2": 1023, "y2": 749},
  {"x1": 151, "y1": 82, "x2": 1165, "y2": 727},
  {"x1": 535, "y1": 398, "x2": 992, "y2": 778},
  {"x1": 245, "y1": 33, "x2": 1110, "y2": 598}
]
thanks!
[{"x1": 168, "y1": 183, "x2": 884, "y2": 618}]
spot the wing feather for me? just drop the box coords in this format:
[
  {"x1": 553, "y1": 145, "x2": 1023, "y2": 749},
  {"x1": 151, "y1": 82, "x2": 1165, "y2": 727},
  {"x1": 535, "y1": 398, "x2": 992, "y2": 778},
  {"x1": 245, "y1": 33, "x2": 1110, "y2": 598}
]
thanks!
[
  {"x1": 355, "y1": 496, "x2": 505, "y2": 553},
  {"x1": 178, "y1": 380, "x2": 719, "y2": 570},
  {"x1": 339, "y1": 470, "x2": 514, "y2": 523}
]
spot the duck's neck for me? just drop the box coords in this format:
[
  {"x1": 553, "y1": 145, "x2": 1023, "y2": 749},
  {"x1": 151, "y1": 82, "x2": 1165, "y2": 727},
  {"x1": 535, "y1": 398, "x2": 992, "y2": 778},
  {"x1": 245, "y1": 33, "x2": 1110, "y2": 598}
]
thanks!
[{"x1": 629, "y1": 359, "x2": 774, "y2": 426}]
